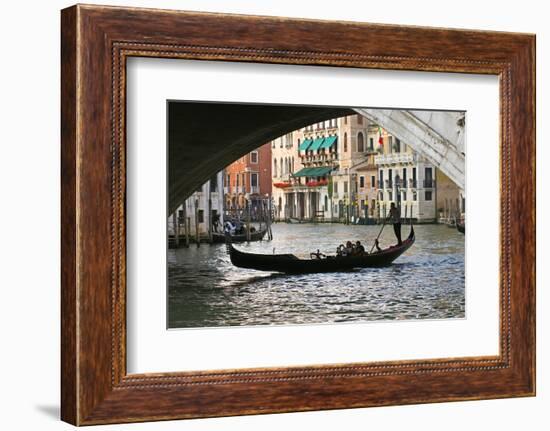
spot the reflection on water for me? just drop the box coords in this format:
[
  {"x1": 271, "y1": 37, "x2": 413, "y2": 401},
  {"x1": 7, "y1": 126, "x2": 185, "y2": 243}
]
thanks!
[{"x1": 168, "y1": 223, "x2": 465, "y2": 328}]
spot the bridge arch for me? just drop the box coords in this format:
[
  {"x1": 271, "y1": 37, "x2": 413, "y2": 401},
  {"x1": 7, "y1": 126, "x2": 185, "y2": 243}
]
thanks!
[{"x1": 168, "y1": 103, "x2": 465, "y2": 214}]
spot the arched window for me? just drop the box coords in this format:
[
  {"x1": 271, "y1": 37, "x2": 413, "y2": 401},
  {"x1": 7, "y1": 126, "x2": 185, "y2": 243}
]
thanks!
[
  {"x1": 273, "y1": 159, "x2": 278, "y2": 177},
  {"x1": 324, "y1": 195, "x2": 328, "y2": 212},
  {"x1": 344, "y1": 132, "x2": 348, "y2": 152},
  {"x1": 357, "y1": 132, "x2": 364, "y2": 152}
]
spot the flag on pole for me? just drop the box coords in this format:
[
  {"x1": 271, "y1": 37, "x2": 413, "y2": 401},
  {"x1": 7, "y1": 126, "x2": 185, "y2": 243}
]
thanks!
[{"x1": 378, "y1": 126, "x2": 384, "y2": 146}]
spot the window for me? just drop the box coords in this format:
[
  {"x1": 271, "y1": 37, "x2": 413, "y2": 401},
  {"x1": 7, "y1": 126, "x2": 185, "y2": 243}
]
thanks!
[
  {"x1": 198, "y1": 209, "x2": 204, "y2": 223},
  {"x1": 369, "y1": 137, "x2": 374, "y2": 150},
  {"x1": 209, "y1": 175, "x2": 218, "y2": 192},
  {"x1": 279, "y1": 157, "x2": 283, "y2": 177},
  {"x1": 242, "y1": 173, "x2": 245, "y2": 188},
  {"x1": 402, "y1": 168, "x2": 407, "y2": 186},
  {"x1": 371, "y1": 175, "x2": 375, "y2": 188},
  {"x1": 236, "y1": 175, "x2": 239, "y2": 187},
  {"x1": 334, "y1": 182, "x2": 339, "y2": 193},
  {"x1": 344, "y1": 181, "x2": 348, "y2": 193},
  {"x1": 226, "y1": 174, "x2": 230, "y2": 187},
  {"x1": 388, "y1": 191, "x2": 393, "y2": 201},
  {"x1": 425, "y1": 190, "x2": 432, "y2": 201},
  {"x1": 273, "y1": 159, "x2": 277, "y2": 177},
  {"x1": 279, "y1": 138, "x2": 283, "y2": 148},
  {"x1": 357, "y1": 132, "x2": 364, "y2": 152},
  {"x1": 359, "y1": 176, "x2": 365, "y2": 188},
  {"x1": 357, "y1": 114, "x2": 363, "y2": 124},
  {"x1": 251, "y1": 173, "x2": 258, "y2": 188},
  {"x1": 324, "y1": 195, "x2": 328, "y2": 211},
  {"x1": 395, "y1": 138, "x2": 401, "y2": 153},
  {"x1": 424, "y1": 167, "x2": 433, "y2": 187},
  {"x1": 388, "y1": 136, "x2": 393, "y2": 153},
  {"x1": 250, "y1": 151, "x2": 258, "y2": 163},
  {"x1": 402, "y1": 191, "x2": 407, "y2": 201},
  {"x1": 344, "y1": 133, "x2": 348, "y2": 152}
]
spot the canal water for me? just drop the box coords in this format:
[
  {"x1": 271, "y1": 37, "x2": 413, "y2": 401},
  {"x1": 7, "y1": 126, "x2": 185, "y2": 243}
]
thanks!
[{"x1": 168, "y1": 223, "x2": 465, "y2": 329}]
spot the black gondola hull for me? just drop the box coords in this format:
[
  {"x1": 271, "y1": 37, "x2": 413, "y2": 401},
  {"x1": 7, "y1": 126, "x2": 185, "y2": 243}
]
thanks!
[{"x1": 226, "y1": 226, "x2": 415, "y2": 274}]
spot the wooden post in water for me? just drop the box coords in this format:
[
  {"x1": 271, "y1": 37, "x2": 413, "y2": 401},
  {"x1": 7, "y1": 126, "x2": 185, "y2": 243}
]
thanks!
[
  {"x1": 172, "y1": 211, "x2": 179, "y2": 248},
  {"x1": 246, "y1": 200, "x2": 251, "y2": 242},
  {"x1": 208, "y1": 197, "x2": 213, "y2": 244},
  {"x1": 183, "y1": 203, "x2": 189, "y2": 247},
  {"x1": 259, "y1": 199, "x2": 263, "y2": 232},
  {"x1": 185, "y1": 217, "x2": 190, "y2": 247},
  {"x1": 194, "y1": 199, "x2": 200, "y2": 247}
]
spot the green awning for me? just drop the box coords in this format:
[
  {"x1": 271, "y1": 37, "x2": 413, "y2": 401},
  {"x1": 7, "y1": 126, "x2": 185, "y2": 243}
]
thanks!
[
  {"x1": 320, "y1": 135, "x2": 337, "y2": 149},
  {"x1": 293, "y1": 166, "x2": 334, "y2": 177},
  {"x1": 308, "y1": 137, "x2": 325, "y2": 151},
  {"x1": 298, "y1": 138, "x2": 313, "y2": 151}
]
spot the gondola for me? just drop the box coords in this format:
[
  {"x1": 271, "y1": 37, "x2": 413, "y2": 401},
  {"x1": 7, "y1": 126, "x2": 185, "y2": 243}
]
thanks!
[
  {"x1": 456, "y1": 221, "x2": 465, "y2": 234},
  {"x1": 225, "y1": 223, "x2": 415, "y2": 274},
  {"x1": 212, "y1": 227, "x2": 268, "y2": 243}
]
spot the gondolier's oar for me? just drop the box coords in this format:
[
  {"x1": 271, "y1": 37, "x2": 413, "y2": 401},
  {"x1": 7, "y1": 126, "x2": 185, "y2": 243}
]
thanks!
[{"x1": 369, "y1": 215, "x2": 389, "y2": 253}]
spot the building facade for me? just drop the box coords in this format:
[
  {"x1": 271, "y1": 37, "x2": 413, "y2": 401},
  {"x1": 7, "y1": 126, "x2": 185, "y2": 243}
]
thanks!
[
  {"x1": 168, "y1": 172, "x2": 225, "y2": 241},
  {"x1": 271, "y1": 113, "x2": 463, "y2": 223},
  {"x1": 224, "y1": 142, "x2": 272, "y2": 213}
]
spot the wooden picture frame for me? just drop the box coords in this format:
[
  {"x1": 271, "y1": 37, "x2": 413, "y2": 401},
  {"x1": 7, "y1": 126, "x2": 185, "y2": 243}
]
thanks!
[{"x1": 61, "y1": 4, "x2": 535, "y2": 425}]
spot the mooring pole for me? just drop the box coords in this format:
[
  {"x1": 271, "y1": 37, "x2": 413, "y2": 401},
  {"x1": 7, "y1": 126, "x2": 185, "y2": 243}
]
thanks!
[
  {"x1": 246, "y1": 200, "x2": 251, "y2": 242},
  {"x1": 194, "y1": 199, "x2": 200, "y2": 248},
  {"x1": 183, "y1": 203, "x2": 189, "y2": 247},
  {"x1": 172, "y1": 211, "x2": 179, "y2": 248}
]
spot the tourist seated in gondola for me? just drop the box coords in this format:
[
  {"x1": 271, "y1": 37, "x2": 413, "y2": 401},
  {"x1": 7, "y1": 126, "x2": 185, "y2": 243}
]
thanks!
[{"x1": 354, "y1": 241, "x2": 366, "y2": 255}]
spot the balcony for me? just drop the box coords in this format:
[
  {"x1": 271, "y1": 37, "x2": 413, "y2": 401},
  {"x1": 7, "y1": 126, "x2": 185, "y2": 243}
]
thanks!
[
  {"x1": 374, "y1": 153, "x2": 416, "y2": 166},
  {"x1": 250, "y1": 186, "x2": 260, "y2": 194},
  {"x1": 409, "y1": 179, "x2": 418, "y2": 189},
  {"x1": 423, "y1": 179, "x2": 436, "y2": 188}
]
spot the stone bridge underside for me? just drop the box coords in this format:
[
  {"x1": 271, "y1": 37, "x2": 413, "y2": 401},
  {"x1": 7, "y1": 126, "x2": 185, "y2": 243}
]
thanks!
[
  {"x1": 168, "y1": 103, "x2": 465, "y2": 214},
  {"x1": 168, "y1": 103, "x2": 353, "y2": 214}
]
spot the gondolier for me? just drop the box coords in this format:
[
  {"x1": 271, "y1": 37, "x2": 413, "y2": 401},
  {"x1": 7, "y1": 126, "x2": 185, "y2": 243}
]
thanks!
[{"x1": 389, "y1": 202, "x2": 402, "y2": 245}]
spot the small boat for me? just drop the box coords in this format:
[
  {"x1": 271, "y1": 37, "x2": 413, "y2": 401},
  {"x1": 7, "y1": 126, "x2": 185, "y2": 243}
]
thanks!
[
  {"x1": 287, "y1": 217, "x2": 303, "y2": 224},
  {"x1": 456, "y1": 221, "x2": 465, "y2": 234},
  {"x1": 226, "y1": 224, "x2": 415, "y2": 274},
  {"x1": 212, "y1": 227, "x2": 268, "y2": 243}
]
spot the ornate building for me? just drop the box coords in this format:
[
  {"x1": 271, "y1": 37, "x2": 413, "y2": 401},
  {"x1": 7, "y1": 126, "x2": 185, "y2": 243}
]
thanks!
[{"x1": 224, "y1": 142, "x2": 272, "y2": 212}]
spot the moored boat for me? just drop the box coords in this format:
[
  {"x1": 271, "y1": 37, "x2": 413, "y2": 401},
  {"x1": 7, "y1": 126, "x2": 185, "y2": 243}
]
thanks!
[
  {"x1": 212, "y1": 227, "x2": 268, "y2": 243},
  {"x1": 226, "y1": 224, "x2": 415, "y2": 274}
]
